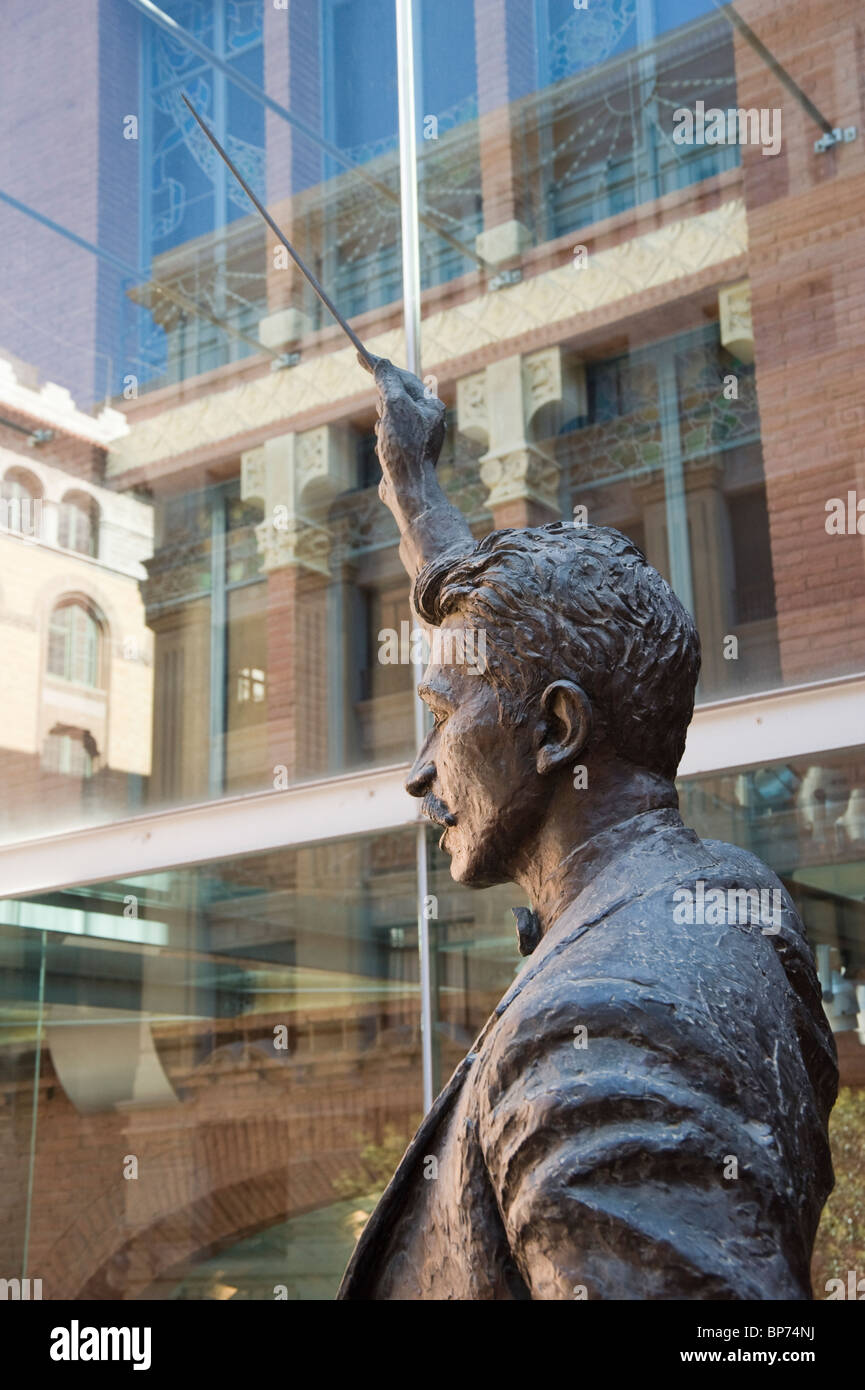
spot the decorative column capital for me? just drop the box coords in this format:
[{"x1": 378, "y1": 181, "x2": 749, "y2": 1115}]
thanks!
[
  {"x1": 479, "y1": 447, "x2": 560, "y2": 512},
  {"x1": 719, "y1": 280, "x2": 754, "y2": 364},
  {"x1": 258, "y1": 307, "x2": 313, "y2": 351},
  {"x1": 456, "y1": 370, "x2": 489, "y2": 446},
  {"x1": 456, "y1": 347, "x2": 585, "y2": 517},
  {"x1": 254, "y1": 516, "x2": 332, "y2": 576},
  {"x1": 242, "y1": 422, "x2": 353, "y2": 574}
]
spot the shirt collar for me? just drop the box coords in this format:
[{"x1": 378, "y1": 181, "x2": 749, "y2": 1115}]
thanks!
[{"x1": 513, "y1": 806, "x2": 703, "y2": 959}]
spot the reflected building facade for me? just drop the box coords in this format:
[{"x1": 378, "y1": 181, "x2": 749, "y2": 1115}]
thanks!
[{"x1": 0, "y1": 0, "x2": 864, "y2": 1300}]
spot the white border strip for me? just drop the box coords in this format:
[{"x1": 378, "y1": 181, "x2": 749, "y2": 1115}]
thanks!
[{"x1": 1, "y1": 676, "x2": 863, "y2": 898}]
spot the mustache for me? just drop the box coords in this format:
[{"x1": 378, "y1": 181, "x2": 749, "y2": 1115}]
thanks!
[{"x1": 422, "y1": 794, "x2": 456, "y2": 829}]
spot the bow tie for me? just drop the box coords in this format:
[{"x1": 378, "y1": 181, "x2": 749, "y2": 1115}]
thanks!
[{"x1": 513, "y1": 906, "x2": 543, "y2": 957}]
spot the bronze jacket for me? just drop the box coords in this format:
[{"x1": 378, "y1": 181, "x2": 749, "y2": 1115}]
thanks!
[{"x1": 337, "y1": 809, "x2": 838, "y2": 1300}]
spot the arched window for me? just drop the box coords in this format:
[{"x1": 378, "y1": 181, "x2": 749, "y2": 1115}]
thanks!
[
  {"x1": 1, "y1": 466, "x2": 42, "y2": 503},
  {"x1": 1, "y1": 467, "x2": 43, "y2": 537},
  {"x1": 47, "y1": 600, "x2": 103, "y2": 687},
  {"x1": 58, "y1": 491, "x2": 99, "y2": 557}
]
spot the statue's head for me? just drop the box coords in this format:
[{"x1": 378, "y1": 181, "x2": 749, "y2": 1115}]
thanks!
[{"x1": 406, "y1": 522, "x2": 700, "y2": 886}]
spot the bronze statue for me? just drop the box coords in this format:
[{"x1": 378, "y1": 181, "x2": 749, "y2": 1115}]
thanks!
[{"x1": 337, "y1": 357, "x2": 838, "y2": 1301}]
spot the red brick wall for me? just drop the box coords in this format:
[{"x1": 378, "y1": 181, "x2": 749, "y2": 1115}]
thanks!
[
  {"x1": 738, "y1": 0, "x2": 865, "y2": 682},
  {"x1": 1, "y1": 1013, "x2": 421, "y2": 1299},
  {"x1": 0, "y1": 410, "x2": 106, "y2": 484},
  {"x1": 265, "y1": 566, "x2": 330, "y2": 779}
]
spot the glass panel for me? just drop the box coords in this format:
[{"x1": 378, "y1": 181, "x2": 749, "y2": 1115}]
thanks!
[
  {"x1": 0, "y1": 830, "x2": 421, "y2": 1300},
  {"x1": 0, "y1": 0, "x2": 420, "y2": 843},
  {"x1": 0, "y1": 0, "x2": 862, "y2": 964},
  {"x1": 413, "y1": 0, "x2": 863, "y2": 726},
  {"x1": 0, "y1": 0, "x2": 863, "y2": 1308}
]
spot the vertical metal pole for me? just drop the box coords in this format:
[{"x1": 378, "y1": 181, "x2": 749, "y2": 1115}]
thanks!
[
  {"x1": 396, "y1": 0, "x2": 422, "y2": 380},
  {"x1": 396, "y1": 0, "x2": 433, "y2": 1113}
]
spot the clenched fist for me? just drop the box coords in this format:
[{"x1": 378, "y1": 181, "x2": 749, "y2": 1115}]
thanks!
[{"x1": 358, "y1": 351, "x2": 472, "y2": 575}]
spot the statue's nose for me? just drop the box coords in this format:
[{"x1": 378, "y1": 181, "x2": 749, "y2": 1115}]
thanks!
[{"x1": 405, "y1": 760, "x2": 435, "y2": 799}]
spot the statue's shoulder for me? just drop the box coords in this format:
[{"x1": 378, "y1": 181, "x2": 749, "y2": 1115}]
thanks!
[{"x1": 699, "y1": 836, "x2": 789, "y2": 887}]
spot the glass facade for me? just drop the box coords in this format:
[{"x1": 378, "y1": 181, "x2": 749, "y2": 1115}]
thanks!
[{"x1": 0, "y1": 0, "x2": 863, "y2": 1300}]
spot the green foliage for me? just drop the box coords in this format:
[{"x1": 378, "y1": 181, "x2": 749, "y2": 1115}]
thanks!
[
  {"x1": 812, "y1": 1086, "x2": 865, "y2": 1296},
  {"x1": 332, "y1": 1119, "x2": 420, "y2": 1202}
]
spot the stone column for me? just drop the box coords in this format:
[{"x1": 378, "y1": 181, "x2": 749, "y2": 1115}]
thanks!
[
  {"x1": 241, "y1": 423, "x2": 353, "y2": 781},
  {"x1": 142, "y1": 538, "x2": 212, "y2": 805},
  {"x1": 457, "y1": 345, "x2": 585, "y2": 529},
  {"x1": 632, "y1": 456, "x2": 736, "y2": 697},
  {"x1": 684, "y1": 461, "x2": 735, "y2": 697}
]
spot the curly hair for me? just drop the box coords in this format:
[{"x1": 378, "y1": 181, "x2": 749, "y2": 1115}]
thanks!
[{"x1": 412, "y1": 522, "x2": 701, "y2": 780}]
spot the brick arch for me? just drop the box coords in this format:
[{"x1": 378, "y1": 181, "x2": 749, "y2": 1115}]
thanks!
[
  {"x1": 22, "y1": 1046, "x2": 419, "y2": 1302},
  {"x1": 34, "y1": 1083, "x2": 418, "y2": 1300},
  {"x1": 1, "y1": 461, "x2": 44, "y2": 498},
  {"x1": 66, "y1": 1157, "x2": 355, "y2": 1301}
]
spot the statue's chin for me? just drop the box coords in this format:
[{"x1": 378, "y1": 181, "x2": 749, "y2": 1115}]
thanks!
[{"x1": 447, "y1": 842, "x2": 509, "y2": 889}]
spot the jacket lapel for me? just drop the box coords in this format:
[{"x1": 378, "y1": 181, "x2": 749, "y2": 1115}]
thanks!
[{"x1": 336, "y1": 1050, "x2": 476, "y2": 1297}]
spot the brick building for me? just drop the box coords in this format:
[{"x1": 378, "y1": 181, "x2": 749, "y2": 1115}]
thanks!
[{"x1": 0, "y1": 0, "x2": 863, "y2": 1301}]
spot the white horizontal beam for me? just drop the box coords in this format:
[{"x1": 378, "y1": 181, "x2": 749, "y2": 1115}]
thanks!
[
  {"x1": 0, "y1": 763, "x2": 420, "y2": 898},
  {"x1": 680, "y1": 672, "x2": 865, "y2": 778},
  {"x1": 1, "y1": 675, "x2": 862, "y2": 898}
]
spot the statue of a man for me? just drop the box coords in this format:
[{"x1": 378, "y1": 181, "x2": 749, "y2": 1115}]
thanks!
[{"x1": 338, "y1": 358, "x2": 838, "y2": 1301}]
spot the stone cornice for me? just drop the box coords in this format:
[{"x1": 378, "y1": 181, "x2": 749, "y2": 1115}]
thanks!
[
  {"x1": 107, "y1": 198, "x2": 748, "y2": 479},
  {"x1": 0, "y1": 360, "x2": 128, "y2": 446}
]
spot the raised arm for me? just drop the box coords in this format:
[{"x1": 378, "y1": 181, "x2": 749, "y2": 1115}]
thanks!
[{"x1": 360, "y1": 353, "x2": 475, "y2": 579}]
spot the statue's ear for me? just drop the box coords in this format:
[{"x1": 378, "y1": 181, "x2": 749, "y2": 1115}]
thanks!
[{"x1": 535, "y1": 680, "x2": 592, "y2": 775}]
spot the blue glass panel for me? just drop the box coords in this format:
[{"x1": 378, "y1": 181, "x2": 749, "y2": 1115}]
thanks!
[
  {"x1": 328, "y1": 0, "x2": 398, "y2": 158},
  {"x1": 421, "y1": 0, "x2": 477, "y2": 124},
  {"x1": 225, "y1": 80, "x2": 265, "y2": 221},
  {"x1": 149, "y1": 1, "x2": 215, "y2": 90},
  {"x1": 655, "y1": 0, "x2": 717, "y2": 34},
  {"x1": 226, "y1": 0, "x2": 263, "y2": 54},
  {"x1": 546, "y1": 0, "x2": 639, "y2": 81},
  {"x1": 226, "y1": 47, "x2": 266, "y2": 221},
  {"x1": 150, "y1": 80, "x2": 217, "y2": 250}
]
